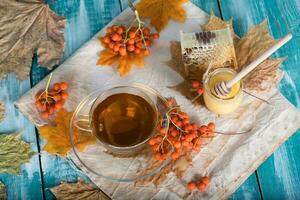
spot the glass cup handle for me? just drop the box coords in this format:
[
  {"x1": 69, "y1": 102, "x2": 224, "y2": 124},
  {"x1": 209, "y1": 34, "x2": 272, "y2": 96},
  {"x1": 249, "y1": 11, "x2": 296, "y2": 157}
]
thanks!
[{"x1": 73, "y1": 114, "x2": 92, "y2": 133}]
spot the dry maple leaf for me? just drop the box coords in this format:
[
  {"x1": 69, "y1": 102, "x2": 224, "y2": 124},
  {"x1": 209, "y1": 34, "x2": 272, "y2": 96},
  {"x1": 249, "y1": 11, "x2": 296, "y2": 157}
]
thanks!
[
  {"x1": 39, "y1": 109, "x2": 96, "y2": 157},
  {"x1": 97, "y1": 49, "x2": 145, "y2": 76},
  {"x1": 236, "y1": 20, "x2": 276, "y2": 68},
  {"x1": 0, "y1": 101, "x2": 5, "y2": 122},
  {"x1": 243, "y1": 58, "x2": 285, "y2": 91},
  {"x1": 50, "y1": 179, "x2": 110, "y2": 200},
  {"x1": 136, "y1": 0, "x2": 188, "y2": 32},
  {"x1": 0, "y1": 0, "x2": 65, "y2": 80},
  {"x1": 236, "y1": 21, "x2": 285, "y2": 91}
]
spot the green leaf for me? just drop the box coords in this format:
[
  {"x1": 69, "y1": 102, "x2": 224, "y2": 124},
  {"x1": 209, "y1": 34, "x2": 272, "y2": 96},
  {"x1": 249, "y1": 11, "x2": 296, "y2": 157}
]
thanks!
[
  {"x1": 0, "y1": 101, "x2": 5, "y2": 123},
  {"x1": 0, "y1": 181, "x2": 6, "y2": 200},
  {"x1": 0, "y1": 133, "x2": 35, "y2": 174}
]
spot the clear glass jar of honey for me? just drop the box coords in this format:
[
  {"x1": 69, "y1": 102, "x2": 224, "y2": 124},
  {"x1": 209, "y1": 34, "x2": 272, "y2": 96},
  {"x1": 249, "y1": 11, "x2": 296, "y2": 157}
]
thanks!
[{"x1": 203, "y1": 68, "x2": 243, "y2": 115}]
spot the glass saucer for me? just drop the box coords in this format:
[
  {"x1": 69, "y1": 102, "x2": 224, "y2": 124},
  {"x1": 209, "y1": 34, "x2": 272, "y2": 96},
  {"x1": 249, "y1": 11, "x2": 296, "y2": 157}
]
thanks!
[{"x1": 69, "y1": 83, "x2": 172, "y2": 182}]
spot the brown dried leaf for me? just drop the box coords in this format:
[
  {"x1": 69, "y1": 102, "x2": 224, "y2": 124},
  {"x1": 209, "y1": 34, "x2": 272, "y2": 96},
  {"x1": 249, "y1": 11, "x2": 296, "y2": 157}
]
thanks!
[
  {"x1": 0, "y1": 0, "x2": 65, "y2": 80},
  {"x1": 0, "y1": 101, "x2": 5, "y2": 123},
  {"x1": 50, "y1": 179, "x2": 110, "y2": 200},
  {"x1": 243, "y1": 58, "x2": 285, "y2": 91},
  {"x1": 166, "y1": 41, "x2": 186, "y2": 78},
  {"x1": 201, "y1": 11, "x2": 238, "y2": 45},
  {"x1": 172, "y1": 154, "x2": 192, "y2": 178},
  {"x1": 237, "y1": 21, "x2": 285, "y2": 91},
  {"x1": 236, "y1": 21, "x2": 275, "y2": 69},
  {"x1": 136, "y1": 153, "x2": 192, "y2": 186}
]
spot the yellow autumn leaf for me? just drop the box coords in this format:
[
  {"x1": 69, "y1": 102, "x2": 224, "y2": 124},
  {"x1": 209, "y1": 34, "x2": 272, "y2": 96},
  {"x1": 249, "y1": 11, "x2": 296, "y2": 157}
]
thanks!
[
  {"x1": 97, "y1": 49, "x2": 145, "y2": 76},
  {"x1": 39, "y1": 109, "x2": 96, "y2": 157},
  {"x1": 136, "y1": 0, "x2": 188, "y2": 32}
]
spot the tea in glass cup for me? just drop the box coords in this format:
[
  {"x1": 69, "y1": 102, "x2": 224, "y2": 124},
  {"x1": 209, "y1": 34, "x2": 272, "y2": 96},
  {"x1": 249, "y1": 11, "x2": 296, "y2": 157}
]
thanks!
[
  {"x1": 92, "y1": 93, "x2": 156, "y2": 147},
  {"x1": 79, "y1": 86, "x2": 159, "y2": 156}
]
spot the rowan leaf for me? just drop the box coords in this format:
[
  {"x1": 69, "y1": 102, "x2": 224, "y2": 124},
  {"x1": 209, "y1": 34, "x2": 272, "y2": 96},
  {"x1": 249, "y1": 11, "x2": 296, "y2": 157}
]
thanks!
[
  {"x1": 97, "y1": 49, "x2": 145, "y2": 77},
  {"x1": 50, "y1": 179, "x2": 110, "y2": 200},
  {"x1": 0, "y1": 181, "x2": 6, "y2": 200},
  {"x1": 38, "y1": 109, "x2": 96, "y2": 157},
  {"x1": 236, "y1": 21, "x2": 285, "y2": 91},
  {"x1": 136, "y1": 0, "x2": 188, "y2": 32},
  {"x1": 0, "y1": 133, "x2": 35, "y2": 174},
  {"x1": 0, "y1": 0, "x2": 65, "y2": 80},
  {"x1": 0, "y1": 101, "x2": 5, "y2": 123}
]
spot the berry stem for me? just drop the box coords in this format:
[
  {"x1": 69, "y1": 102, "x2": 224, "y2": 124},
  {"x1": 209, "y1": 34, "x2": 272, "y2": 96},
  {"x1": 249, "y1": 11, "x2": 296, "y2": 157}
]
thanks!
[
  {"x1": 124, "y1": 20, "x2": 135, "y2": 43},
  {"x1": 44, "y1": 72, "x2": 53, "y2": 104},
  {"x1": 191, "y1": 93, "x2": 202, "y2": 103},
  {"x1": 166, "y1": 107, "x2": 186, "y2": 133},
  {"x1": 123, "y1": 9, "x2": 148, "y2": 49},
  {"x1": 157, "y1": 115, "x2": 171, "y2": 153},
  {"x1": 45, "y1": 73, "x2": 53, "y2": 93},
  {"x1": 134, "y1": 10, "x2": 147, "y2": 49},
  {"x1": 38, "y1": 72, "x2": 53, "y2": 104}
]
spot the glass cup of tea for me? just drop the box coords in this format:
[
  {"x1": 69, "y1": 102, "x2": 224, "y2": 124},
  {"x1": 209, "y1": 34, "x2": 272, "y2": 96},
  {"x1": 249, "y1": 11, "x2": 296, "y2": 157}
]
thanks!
[{"x1": 74, "y1": 85, "x2": 161, "y2": 156}]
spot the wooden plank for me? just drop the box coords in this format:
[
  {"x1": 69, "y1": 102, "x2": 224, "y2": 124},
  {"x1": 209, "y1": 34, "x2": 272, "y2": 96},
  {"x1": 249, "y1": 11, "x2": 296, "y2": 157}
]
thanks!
[
  {"x1": 0, "y1": 75, "x2": 43, "y2": 199},
  {"x1": 29, "y1": 1, "x2": 123, "y2": 199},
  {"x1": 228, "y1": 174, "x2": 261, "y2": 200},
  {"x1": 190, "y1": 0, "x2": 221, "y2": 17},
  {"x1": 119, "y1": 0, "x2": 221, "y2": 17},
  {"x1": 218, "y1": 0, "x2": 300, "y2": 199},
  {"x1": 119, "y1": 0, "x2": 133, "y2": 11}
]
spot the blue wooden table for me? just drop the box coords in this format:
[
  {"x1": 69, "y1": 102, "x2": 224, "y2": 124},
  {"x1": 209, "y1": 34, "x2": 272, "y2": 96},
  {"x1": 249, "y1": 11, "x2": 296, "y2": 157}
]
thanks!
[{"x1": 0, "y1": 0, "x2": 299, "y2": 199}]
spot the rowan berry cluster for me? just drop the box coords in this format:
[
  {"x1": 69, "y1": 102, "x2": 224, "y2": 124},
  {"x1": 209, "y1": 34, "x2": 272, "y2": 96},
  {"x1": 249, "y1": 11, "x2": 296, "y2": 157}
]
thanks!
[
  {"x1": 101, "y1": 25, "x2": 159, "y2": 56},
  {"x1": 35, "y1": 74, "x2": 69, "y2": 119},
  {"x1": 191, "y1": 80, "x2": 204, "y2": 95},
  {"x1": 148, "y1": 98, "x2": 215, "y2": 161},
  {"x1": 187, "y1": 176, "x2": 211, "y2": 192}
]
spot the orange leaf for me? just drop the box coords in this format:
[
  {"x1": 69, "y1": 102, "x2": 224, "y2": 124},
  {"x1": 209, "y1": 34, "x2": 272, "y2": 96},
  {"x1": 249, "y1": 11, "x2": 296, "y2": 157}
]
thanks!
[
  {"x1": 97, "y1": 49, "x2": 145, "y2": 76},
  {"x1": 136, "y1": 0, "x2": 188, "y2": 32},
  {"x1": 96, "y1": 49, "x2": 119, "y2": 66},
  {"x1": 38, "y1": 109, "x2": 96, "y2": 157}
]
